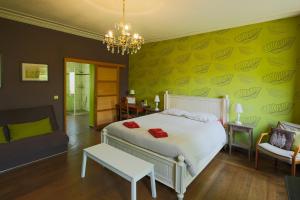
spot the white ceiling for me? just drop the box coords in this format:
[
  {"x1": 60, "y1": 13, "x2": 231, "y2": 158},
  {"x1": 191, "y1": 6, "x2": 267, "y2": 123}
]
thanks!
[{"x1": 0, "y1": 0, "x2": 300, "y2": 43}]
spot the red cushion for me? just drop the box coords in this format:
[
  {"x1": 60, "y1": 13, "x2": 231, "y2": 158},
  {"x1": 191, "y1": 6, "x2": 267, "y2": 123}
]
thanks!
[
  {"x1": 148, "y1": 128, "x2": 168, "y2": 138},
  {"x1": 123, "y1": 121, "x2": 140, "y2": 128}
]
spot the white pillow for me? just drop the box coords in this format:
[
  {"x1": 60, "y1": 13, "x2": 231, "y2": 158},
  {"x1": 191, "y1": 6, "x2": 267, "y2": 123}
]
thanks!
[
  {"x1": 184, "y1": 112, "x2": 218, "y2": 123},
  {"x1": 161, "y1": 108, "x2": 189, "y2": 117}
]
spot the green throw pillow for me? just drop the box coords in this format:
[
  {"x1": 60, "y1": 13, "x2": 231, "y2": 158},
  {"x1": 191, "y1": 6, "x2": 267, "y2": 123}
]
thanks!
[
  {"x1": 0, "y1": 127, "x2": 7, "y2": 144},
  {"x1": 9, "y1": 118, "x2": 52, "y2": 141},
  {"x1": 293, "y1": 131, "x2": 300, "y2": 150}
]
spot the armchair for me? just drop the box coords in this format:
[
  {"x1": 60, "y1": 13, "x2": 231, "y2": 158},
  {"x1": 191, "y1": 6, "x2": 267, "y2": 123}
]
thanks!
[{"x1": 255, "y1": 122, "x2": 300, "y2": 176}]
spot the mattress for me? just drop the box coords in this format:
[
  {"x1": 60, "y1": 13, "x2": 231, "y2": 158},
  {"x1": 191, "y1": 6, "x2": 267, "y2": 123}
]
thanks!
[{"x1": 105, "y1": 113, "x2": 227, "y2": 176}]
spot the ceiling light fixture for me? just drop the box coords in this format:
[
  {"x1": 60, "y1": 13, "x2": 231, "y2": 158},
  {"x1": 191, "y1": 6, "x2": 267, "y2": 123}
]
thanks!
[{"x1": 103, "y1": 0, "x2": 144, "y2": 55}]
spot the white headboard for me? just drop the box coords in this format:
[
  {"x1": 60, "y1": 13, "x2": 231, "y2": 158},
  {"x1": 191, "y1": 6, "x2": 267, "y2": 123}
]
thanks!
[{"x1": 164, "y1": 91, "x2": 230, "y2": 124}]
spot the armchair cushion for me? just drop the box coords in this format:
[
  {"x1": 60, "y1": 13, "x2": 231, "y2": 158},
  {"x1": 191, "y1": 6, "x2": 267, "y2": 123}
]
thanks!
[
  {"x1": 293, "y1": 132, "x2": 300, "y2": 150},
  {"x1": 269, "y1": 128, "x2": 295, "y2": 150},
  {"x1": 277, "y1": 121, "x2": 300, "y2": 150},
  {"x1": 277, "y1": 121, "x2": 300, "y2": 132},
  {"x1": 258, "y1": 143, "x2": 300, "y2": 164}
]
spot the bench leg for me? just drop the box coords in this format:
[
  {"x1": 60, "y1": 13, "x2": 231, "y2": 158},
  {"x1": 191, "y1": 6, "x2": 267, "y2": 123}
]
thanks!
[
  {"x1": 131, "y1": 180, "x2": 136, "y2": 200},
  {"x1": 150, "y1": 169, "x2": 157, "y2": 198},
  {"x1": 81, "y1": 152, "x2": 87, "y2": 178}
]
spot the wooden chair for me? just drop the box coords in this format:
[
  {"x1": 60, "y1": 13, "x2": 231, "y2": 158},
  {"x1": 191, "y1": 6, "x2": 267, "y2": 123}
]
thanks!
[
  {"x1": 119, "y1": 98, "x2": 138, "y2": 120},
  {"x1": 255, "y1": 122, "x2": 300, "y2": 176}
]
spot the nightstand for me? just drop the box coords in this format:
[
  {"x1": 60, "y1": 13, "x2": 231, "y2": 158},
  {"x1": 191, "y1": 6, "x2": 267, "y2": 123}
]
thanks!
[
  {"x1": 227, "y1": 122, "x2": 254, "y2": 160},
  {"x1": 144, "y1": 107, "x2": 161, "y2": 115}
]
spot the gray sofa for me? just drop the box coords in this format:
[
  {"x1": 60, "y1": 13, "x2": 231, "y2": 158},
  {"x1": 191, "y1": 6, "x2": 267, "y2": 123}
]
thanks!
[{"x1": 0, "y1": 105, "x2": 69, "y2": 172}]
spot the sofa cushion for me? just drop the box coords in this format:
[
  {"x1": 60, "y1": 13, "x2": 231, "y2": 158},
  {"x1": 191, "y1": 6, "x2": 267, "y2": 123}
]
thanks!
[
  {"x1": 0, "y1": 131, "x2": 69, "y2": 171},
  {"x1": 0, "y1": 127, "x2": 7, "y2": 143},
  {"x1": 0, "y1": 105, "x2": 59, "y2": 131},
  {"x1": 3, "y1": 125, "x2": 10, "y2": 142},
  {"x1": 9, "y1": 118, "x2": 52, "y2": 141}
]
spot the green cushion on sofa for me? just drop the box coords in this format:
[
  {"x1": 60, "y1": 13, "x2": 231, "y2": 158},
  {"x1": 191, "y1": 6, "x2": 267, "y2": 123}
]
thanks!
[
  {"x1": 9, "y1": 118, "x2": 53, "y2": 141},
  {"x1": 0, "y1": 127, "x2": 7, "y2": 143}
]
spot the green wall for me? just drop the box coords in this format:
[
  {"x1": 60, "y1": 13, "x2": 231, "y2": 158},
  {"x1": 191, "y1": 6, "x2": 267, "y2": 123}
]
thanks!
[{"x1": 129, "y1": 16, "x2": 300, "y2": 140}]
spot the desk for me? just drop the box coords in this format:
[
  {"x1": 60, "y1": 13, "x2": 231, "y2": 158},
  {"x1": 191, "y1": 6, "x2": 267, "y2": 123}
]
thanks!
[
  {"x1": 116, "y1": 104, "x2": 146, "y2": 120},
  {"x1": 127, "y1": 104, "x2": 145, "y2": 114}
]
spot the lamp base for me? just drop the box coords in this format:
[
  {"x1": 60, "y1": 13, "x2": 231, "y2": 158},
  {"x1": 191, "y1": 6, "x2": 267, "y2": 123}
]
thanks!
[
  {"x1": 155, "y1": 102, "x2": 159, "y2": 111},
  {"x1": 235, "y1": 121, "x2": 242, "y2": 125}
]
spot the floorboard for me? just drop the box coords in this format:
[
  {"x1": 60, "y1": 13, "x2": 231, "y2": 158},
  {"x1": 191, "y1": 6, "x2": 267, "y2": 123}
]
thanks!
[{"x1": 0, "y1": 116, "x2": 292, "y2": 199}]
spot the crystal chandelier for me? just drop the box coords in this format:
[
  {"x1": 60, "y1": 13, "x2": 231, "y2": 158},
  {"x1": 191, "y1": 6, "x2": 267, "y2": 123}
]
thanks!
[{"x1": 103, "y1": 0, "x2": 144, "y2": 55}]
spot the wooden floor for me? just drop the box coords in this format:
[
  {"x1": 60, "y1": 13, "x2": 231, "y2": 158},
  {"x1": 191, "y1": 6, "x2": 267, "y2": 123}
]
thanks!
[{"x1": 0, "y1": 116, "x2": 293, "y2": 200}]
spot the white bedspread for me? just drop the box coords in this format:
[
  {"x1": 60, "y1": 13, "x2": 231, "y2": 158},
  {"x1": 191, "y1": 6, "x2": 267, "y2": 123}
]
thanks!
[{"x1": 105, "y1": 113, "x2": 227, "y2": 176}]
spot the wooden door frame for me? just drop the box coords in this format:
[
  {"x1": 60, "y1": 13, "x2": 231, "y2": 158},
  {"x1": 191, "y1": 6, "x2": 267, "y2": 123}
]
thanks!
[{"x1": 63, "y1": 57, "x2": 125, "y2": 132}]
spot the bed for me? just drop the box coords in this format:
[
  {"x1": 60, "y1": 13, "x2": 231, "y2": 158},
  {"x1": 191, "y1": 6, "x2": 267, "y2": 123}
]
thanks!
[{"x1": 101, "y1": 91, "x2": 229, "y2": 199}]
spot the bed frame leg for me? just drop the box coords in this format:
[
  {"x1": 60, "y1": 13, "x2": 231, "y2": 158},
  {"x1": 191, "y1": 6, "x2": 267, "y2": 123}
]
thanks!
[
  {"x1": 176, "y1": 155, "x2": 186, "y2": 200},
  {"x1": 101, "y1": 128, "x2": 108, "y2": 143},
  {"x1": 177, "y1": 192, "x2": 185, "y2": 200}
]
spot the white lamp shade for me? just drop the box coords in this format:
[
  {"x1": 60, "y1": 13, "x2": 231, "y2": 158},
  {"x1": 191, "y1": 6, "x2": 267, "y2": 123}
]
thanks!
[
  {"x1": 235, "y1": 103, "x2": 243, "y2": 113},
  {"x1": 154, "y1": 95, "x2": 160, "y2": 103},
  {"x1": 129, "y1": 89, "x2": 135, "y2": 95}
]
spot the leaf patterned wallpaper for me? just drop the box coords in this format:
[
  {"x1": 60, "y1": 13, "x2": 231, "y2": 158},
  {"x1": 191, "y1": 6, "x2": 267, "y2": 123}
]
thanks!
[{"x1": 129, "y1": 16, "x2": 300, "y2": 139}]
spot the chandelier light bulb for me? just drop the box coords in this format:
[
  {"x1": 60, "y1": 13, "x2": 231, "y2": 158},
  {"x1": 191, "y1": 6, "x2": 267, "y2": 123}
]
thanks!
[
  {"x1": 124, "y1": 24, "x2": 129, "y2": 30},
  {"x1": 133, "y1": 33, "x2": 140, "y2": 39}
]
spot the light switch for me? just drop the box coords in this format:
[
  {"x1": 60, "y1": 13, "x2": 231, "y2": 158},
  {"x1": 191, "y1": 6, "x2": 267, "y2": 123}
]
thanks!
[{"x1": 53, "y1": 95, "x2": 59, "y2": 100}]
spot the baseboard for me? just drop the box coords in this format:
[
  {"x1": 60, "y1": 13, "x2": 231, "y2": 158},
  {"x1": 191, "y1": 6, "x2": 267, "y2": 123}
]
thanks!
[{"x1": 0, "y1": 151, "x2": 67, "y2": 174}]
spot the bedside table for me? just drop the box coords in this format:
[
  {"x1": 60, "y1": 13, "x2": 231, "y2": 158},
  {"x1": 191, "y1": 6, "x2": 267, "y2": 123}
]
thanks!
[
  {"x1": 227, "y1": 122, "x2": 254, "y2": 160},
  {"x1": 144, "y1": 107, "x2": 161, "y2": 115}
]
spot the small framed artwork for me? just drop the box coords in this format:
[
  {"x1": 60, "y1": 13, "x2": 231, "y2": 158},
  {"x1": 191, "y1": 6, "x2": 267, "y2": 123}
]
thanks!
[{"x1": 21, "y1": 63, "x2": 48, "y2": 81}]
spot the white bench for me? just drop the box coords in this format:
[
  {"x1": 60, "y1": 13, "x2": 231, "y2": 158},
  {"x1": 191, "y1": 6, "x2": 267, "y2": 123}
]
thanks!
[{"x1": 81, "y1": 143, "x2": 157, "y2": 200}]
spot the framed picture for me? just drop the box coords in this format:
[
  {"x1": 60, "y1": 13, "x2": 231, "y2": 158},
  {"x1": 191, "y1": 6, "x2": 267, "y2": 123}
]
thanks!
[
  {"x1": 21, "y1": 63, "x2": 48, "y2": 81},
  {"x1": 0, "y1": 54, "x2": 2, "y2": 88}
]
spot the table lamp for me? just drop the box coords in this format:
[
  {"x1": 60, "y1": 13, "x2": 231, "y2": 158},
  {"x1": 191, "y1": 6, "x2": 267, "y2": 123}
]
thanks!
[
  {"x1": 127, "y1": 89, "x2": 136, "y2": 104},
  {"x1": 129, "y1": 89, "x2": 135, "y2": 95},
  {"x1": 235, "y1": 103, "x2": 243, "y2": 125},
  {"x1": 154, "y1": 95, "x2": 160, "y2": 111}
]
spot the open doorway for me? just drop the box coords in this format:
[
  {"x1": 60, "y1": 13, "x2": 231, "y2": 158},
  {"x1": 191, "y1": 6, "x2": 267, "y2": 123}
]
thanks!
[
  {"x1": 64, "y1": 58, "x2": 125, "y2": 135},
  {"x1": 64, "y1": 60, "x2": 95, "y2": 135}
]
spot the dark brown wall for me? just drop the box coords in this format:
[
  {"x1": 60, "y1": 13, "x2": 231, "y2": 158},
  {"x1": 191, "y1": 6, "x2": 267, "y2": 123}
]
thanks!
[{"x1": 0, "y1": 18, "x2": 129, "y2": 130}]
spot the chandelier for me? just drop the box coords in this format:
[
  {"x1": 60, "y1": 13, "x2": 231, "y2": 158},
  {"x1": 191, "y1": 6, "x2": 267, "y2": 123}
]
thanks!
[{"x1": 103, "y1": 0, "x2": 144, "y2": 55}]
